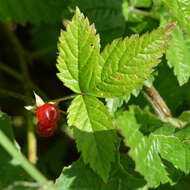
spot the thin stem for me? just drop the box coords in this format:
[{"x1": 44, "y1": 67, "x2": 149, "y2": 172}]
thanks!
[
  {"x1": 1, "y1": 23, "x2": 37, "y2": 165},
  {"x1": 0, "y1": 88, "x2": 33, "y2": 103},
  {"x1": 51, "y1": 94, "x2": 78, "y2": 104},
  {"x1": 0, "y1": 130, "x2": 51, "y2": 187},
  {"x1": 142, "y1": 85, "x2": 172, "y2": 119},
  {"x1": 60, "y1": 110, "x2": 67, "y2": 115},
  {"x1": 27, "y1": 113, "x2": 37, "y2": 165}
]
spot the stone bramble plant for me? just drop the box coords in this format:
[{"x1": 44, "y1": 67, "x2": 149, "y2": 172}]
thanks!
[{"x1": 1, "y1": 1, "x2": 190, "y2": 190}]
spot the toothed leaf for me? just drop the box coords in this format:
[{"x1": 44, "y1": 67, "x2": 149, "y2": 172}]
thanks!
[
  {"x1": 166, "y1": 26, "x2": 190, "y2": 85},
  {"x1": 116, "y1": 107, "x2": 190, "y2": 187},
  {"x1": 162, "y1": 0, "x2": 190, "y2": 33},
  {"x1": 57, "y1": 8, "x2": 174, "y2": 97},
  {"x1": 89, "y1": 24, "x2": 175, "y2": 97},
  {"x1": 55, "y1": 156, "x2": 147, "y2": 190},
  {"x1": 67, "y1": 95, "x2": 117, "y2": 182},
  {"x1": 57, "y1": 7, "x2": 100, "y2": 93}
]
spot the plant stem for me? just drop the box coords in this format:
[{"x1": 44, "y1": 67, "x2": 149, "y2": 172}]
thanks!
[
  {"x1": 27, "y1": 113, "x2": 37, "y2": 165},
  {"x1": 51, "y1": 94, "x2": 78, "y2": 104},
  {"x1": 0, "y1": 88, "x2": 33, "y2": 103},
  {"x1": 2, "y1": 23, "x2": 37, "y2": 165},
  {"x1": 0, "y1": 130, "x2": 56, "y2": 189},
  {"x1": 142, "y1": 85, "x2": 172, "y2": 119}
]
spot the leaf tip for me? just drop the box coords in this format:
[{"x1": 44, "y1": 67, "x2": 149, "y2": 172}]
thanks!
[
  {"x1": 75, "y1": 6, "x2": 83, "y2": 17},
  {"x1": 75, "y1": 6, "x2": 80, "y2": 13}
]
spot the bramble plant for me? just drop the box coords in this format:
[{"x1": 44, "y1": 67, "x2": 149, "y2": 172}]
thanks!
[{"x1": 1, "y1": 0, "x2": 190, "y2": 190}]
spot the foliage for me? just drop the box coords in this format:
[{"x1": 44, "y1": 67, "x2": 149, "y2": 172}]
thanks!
[{"x1": 0, "y1": 0, "x2": 190, "y2": 190}]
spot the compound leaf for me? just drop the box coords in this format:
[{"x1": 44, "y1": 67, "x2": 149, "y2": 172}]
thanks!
[
  {"x1": 116, "y1": 107, "x2": 190, "y2": 187},
  {"x1": 67, "y1": 95, "x2": 117, "y2": 182},
  {"x1": 57, "y1": 8, "x2": 174, "y2": 98}
]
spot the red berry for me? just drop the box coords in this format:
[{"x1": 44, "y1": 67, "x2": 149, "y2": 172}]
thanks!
[
  {"x1": 36, "y1": 103, "x2": 60, "y2": 127},
  {"x1": 36, "y1": 122, "x2": 56, "y2": 137}
]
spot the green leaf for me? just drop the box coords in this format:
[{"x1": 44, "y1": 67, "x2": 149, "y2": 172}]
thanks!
[
  {"x1": 154, "y1": 62, "x2": 188, "y2": 115},
  {"x1": 105, "y1": 74, "x2": 156, "y2": 116},
  {"x1": 153, "y1": 174, "x2": 190, "y2": 190},
  {"x1": 67, "y1": 95, "x2": 117, "y2": 182},
  {"x1": 0, "y1": 0, "x2": 70, "y2": 25},
  {"x1": 101, "y1": 154, "x2": 147, "y2": 190},
  {"x1": 0, "y1": 112, "x2": 29, "y2": 189},
  {"x1": 175, "y1": 126, "x2": 190, "y2": 141},
  {"x1": 122, "y1": 0, "x2": 129, "y2": 20},
  {"x1": 55, "y1": 158, "x2": 102, "y2": 190},
  {"x1": 57, "y1": 7, "x2": 100, "y2": 93},
  {"x1": 166, "y1": 25, "x2": 190, "y2": 85},
  {"x1": 162, "y1": 0, "x2": 190, "y2": 33},
  {"x1": 116, "y1": 107, "x2": 190, "y2": 187},
  {"x1": 171, "y1": 112, "x2": 190, "y2": 139},
  {"x1": 131, "y1": 106, "x2": 172, "y2": 135},
  {"x1": 130, "y1": 0, "x2": 152, "y2": 8},
  {"x1": 179, "y1": 111, "x2": 190, "y2": 122},
  {"x1": 55, "y1": 156, "x2": 147, "y2": 190},
  {"x1": 106, "y1": 93, "x2": 131, "y2": 115},
  {"x1": 92, "y1": 24, "x2": 175, "y2": 97},
  {"x1": 73, "y1": 0, "x2": 125, "y2": 47},
  {"x1": 57, "y1": 8, "x2": 174, "y2": 97}
]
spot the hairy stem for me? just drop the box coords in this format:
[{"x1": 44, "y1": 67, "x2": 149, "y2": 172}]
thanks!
[
  {"x1": 2, "y1": 24, "x2": 37, "y2": 165},
  {"x1": 0, "y1": 130, "x2": 56, "y2": 189},
  {"x1": 142, "y1": 85, "x2": 172, "y2": 119},
  {"x1": 51, "y1": 94, "x2": 78, "y2": 104}
]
